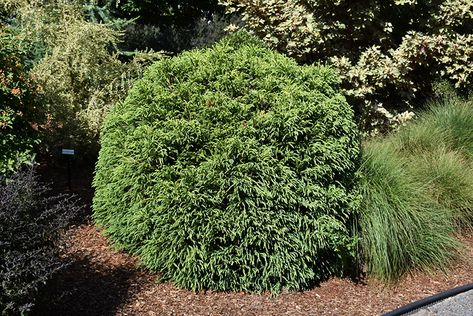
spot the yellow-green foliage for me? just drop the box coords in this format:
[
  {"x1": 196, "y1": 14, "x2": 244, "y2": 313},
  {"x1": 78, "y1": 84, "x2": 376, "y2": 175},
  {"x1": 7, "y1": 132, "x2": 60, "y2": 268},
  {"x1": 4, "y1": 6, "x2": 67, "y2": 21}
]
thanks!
[
  {"x1": 93, "y1": 32, "x2": 361, "y2": 292},
  {"x1": 221, "y1": 0, "x2": 473, "y2": 131},
  {"x1": 4, "y1": 0, "x2": 162, "y2": 155},
  {"x1": 31, "y1": 14, "x2": 127, "y2": 152},
  {"x1": 0, "y1": 27, "x2": 39, "y2": 175}
]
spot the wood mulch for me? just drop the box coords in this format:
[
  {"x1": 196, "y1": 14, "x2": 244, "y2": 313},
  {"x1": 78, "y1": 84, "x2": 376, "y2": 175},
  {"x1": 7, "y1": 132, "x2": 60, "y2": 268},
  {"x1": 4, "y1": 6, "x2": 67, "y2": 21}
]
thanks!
[
  {"x1": 34, "y1": 162, "x2": 473, "y2": 315},
  {"x1": 33, "y1": 223, "x2": 473, "y2": 316}
]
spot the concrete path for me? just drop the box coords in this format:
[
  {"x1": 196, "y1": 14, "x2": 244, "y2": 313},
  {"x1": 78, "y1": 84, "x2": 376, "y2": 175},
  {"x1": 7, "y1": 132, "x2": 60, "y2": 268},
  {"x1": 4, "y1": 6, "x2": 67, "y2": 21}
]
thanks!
[{"x1": 409, "y1": 289, "x2": 473, "y2": 315}]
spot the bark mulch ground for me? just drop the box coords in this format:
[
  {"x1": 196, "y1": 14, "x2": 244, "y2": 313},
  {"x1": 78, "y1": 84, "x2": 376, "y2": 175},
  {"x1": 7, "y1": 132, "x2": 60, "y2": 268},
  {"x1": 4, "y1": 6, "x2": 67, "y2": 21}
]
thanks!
[
  {"x1": 34, "y1": 162, "x2": 473, "y2": 315},
  {"x1": 33, "y1": 223, "x2": 473, "y2": 316}
]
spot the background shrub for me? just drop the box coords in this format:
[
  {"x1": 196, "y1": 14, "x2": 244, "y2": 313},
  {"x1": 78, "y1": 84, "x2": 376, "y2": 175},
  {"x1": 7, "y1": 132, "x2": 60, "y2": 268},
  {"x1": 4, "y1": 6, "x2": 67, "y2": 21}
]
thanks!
[
  {"x1": 0, "y1": 167, "x2": 81, "y2": 315},
  {"x1": 93, "y1": 32, "x2": 361, "y2": 293},
  {"x1": 220, "y1": 0, "x2": 473, "y2": 132},
  {"x1": 2, "y1": 0, "x2": 162, "y2": 159},
  {"x1": 0, "y1": 27, "x2": 40, "y2": 176}
]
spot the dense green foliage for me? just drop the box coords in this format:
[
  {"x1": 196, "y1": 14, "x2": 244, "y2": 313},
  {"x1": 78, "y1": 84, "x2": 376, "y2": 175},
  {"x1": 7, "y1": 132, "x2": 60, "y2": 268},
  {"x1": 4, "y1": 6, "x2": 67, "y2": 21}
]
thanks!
[
  {"x1": 221, "y1": 0, "x2": 473, "y2": 131},
  {"x1": 359, "y1": 95, "x2": 473, "y2": 281},
  {"x1": 93, "y1": 32, "x2": 361, "y2": 292},
  {"x1": 393, "y1": 96, "x2": 473, "y2": 228},
  {"x1": 1, "y1": 0, "x2": 162, "y2": 158},
  {"x1": 0, "y1": 27, "x2": 39, "y2": 175},
  {"x1": 0, "y1": 168, "x2": 81, "y2": 315}
]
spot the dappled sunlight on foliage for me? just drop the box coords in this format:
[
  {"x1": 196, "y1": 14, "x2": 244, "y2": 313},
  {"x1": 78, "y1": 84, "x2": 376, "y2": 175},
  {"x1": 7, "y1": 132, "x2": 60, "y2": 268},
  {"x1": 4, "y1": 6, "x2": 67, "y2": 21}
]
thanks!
[
  {"x1": 0, "y1": 27, "x2": 40, "y2": 175},
  {"x1": 93, "y1": 32, "x2": 361, "y2": 293},
  {"x1": 221, "y1": 0, "x2": 473, "y2": 133}
]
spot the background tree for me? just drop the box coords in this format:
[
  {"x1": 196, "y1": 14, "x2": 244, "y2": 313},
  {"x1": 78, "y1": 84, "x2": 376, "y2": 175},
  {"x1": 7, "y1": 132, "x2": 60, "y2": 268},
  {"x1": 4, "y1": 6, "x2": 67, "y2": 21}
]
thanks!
[
  {"x1": 103, "y1": 0, "x2": 222, "y2": 26},
  {"x1": 220, "y1": 0, "x2": 473, "y2": 132}
]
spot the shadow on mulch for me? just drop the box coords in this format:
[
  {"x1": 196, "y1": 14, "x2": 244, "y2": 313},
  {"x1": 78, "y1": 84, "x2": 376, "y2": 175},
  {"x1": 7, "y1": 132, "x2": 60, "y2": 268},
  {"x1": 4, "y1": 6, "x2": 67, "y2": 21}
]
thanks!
[
  {"x1": 33, "y1": 257, "x2": 143, "y2": 316},
  {"x1": 38, "y1": 157, "x2": 96, "y2": 224},
  {"x1": 34, "y1": 157, "x2": 143, "y2": 315}
]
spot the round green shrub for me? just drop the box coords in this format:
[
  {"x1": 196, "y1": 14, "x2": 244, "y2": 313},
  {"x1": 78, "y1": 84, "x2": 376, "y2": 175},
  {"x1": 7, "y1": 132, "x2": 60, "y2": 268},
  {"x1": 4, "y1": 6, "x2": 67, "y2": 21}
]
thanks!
[{"x1": 93, "y1": 32, "x2": 361, "y2": 292}]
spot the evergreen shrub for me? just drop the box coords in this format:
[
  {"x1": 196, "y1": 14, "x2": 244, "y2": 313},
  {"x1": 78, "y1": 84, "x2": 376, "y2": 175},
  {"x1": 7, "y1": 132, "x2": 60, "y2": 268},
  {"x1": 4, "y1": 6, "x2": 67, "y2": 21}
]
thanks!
[{"x1": 93, "y1": 32, "x2": 361, "y2": 292}]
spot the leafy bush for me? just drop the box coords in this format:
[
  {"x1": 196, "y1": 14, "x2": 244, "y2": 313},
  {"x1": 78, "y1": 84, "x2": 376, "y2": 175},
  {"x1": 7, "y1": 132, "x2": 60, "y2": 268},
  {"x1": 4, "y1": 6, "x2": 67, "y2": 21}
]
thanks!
[
  {"x1": 3, "y1": 0, "x2": 162, "y2": 158},
  {"x1": 0, "y1": 167, "x2": 81, "y2": 315},
  {"x1": 0, "y1": 27, "x2": 40, "y2": 176},
  {"x1": 221, "y1": 0, "x2": 473, "y2": 132},
  {"x1": 93, "y1": 32, "x2": 361, "y2": 292}
]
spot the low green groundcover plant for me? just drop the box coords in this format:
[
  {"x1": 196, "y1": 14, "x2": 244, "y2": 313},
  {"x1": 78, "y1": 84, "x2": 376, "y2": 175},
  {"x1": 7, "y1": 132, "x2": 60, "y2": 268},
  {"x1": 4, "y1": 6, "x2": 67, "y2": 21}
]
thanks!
[{"x1": 93, "y1": 32, "x2": 361, "y2": 292}]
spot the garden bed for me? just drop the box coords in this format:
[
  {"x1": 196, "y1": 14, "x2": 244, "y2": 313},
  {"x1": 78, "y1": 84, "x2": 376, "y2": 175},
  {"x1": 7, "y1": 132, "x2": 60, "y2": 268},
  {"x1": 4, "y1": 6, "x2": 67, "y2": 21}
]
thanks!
[
  {"x1": 31, "y1": 162, "x2": 473, "y2": 315},
  {"x1": 33, "y1": 221, "x2": 473, "y2": 315}
]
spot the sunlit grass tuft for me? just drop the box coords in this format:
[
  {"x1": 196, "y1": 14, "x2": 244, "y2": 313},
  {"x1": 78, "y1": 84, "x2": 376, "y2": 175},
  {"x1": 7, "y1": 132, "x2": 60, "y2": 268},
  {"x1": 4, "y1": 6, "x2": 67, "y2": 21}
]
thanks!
[{"x1": 359, "y1": 95, "x2": 473, "y2": 281}]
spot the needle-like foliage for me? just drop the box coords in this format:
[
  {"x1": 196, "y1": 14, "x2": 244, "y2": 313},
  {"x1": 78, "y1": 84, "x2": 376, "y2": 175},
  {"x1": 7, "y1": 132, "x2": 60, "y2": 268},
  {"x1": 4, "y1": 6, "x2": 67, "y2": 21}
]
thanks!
[{"x1": 93, "y1": 32, "x2": 361, "y2": 293}]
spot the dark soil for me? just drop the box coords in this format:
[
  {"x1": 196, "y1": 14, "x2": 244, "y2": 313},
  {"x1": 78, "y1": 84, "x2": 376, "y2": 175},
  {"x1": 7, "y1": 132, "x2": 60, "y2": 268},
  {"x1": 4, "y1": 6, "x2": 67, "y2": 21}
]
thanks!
[{"x1": 32, "y1": 162, "x2": 473, "y2": 316}]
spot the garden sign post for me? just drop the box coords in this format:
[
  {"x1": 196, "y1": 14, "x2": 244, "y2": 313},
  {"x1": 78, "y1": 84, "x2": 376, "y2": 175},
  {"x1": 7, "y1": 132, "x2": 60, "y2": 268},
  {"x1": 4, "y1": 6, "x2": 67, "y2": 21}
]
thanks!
[{"x1": 61, "y1": 148, "x2": 75, "y2": 191}]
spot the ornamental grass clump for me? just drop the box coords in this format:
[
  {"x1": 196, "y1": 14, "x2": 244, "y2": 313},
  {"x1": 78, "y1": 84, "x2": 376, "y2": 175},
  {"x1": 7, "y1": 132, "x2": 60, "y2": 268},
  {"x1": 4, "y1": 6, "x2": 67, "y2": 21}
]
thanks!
[
  {"x1": 396, "y1": 97, "x2": 473, "y2": 159},
  {"x1": 93, "y1": 32, "x2": 361, "y2": 293},
  {"x1": 359, "y1": 95, "x2": 473, "y2": 282},
  {"x1": 393, "y1": 96, "x2": 473, "y2": 230},
  {"x1": 359, "y1": 142, "x2": 459, "y2": 282}
]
